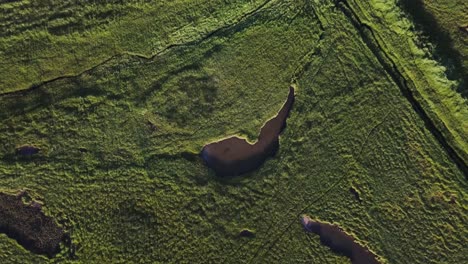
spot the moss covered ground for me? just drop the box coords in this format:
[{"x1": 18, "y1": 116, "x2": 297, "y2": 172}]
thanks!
[{"x1": 0, "y1": 0, "x2": 466, "y2": 263}]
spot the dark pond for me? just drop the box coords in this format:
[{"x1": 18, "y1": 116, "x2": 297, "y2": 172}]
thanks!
[
  {"x1": 0, "y1": 191, "x2": 65, "y2": 257},
  {"x1": 301, "y1": 215, "x2": 380, "y2": 264},
  {"x1": 201, "y1": 87, "x2": 295, "y2": 177},
  {"x1": 16, "y1": 145, "x2": 40, "y2": 156}
]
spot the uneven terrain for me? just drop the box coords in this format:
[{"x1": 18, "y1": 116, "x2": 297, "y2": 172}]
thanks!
[{"x1": 0, "y1": 0, "x2": 466, "y2": 263}]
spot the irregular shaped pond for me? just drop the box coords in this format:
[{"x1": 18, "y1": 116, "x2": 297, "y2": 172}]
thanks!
[
  {"x1": 301, "y1": 215, "x2": 380, "y2": 264},
  {"x1": 16, "y1": 145, "x2": 40, "y2": 156},
  {"x1": 201, "y1": 87, "x2": 295, "y2": 177},
  {"x1": 0, "y1": 191, "x2": 66, "y2": 257}
]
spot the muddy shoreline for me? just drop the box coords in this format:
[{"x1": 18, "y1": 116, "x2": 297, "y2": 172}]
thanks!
[
  {"x1": 0, "y1": 191, "x2": 65, "y2": 257},
  {"x1": 301, "y1": 215, "x2": 380, "y2": 264},
  {"x1": 201, "y1": 87, "x2": 295, "y2": 177}
]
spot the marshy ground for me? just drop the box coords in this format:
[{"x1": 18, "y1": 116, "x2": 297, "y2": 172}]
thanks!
[
  {"x1": 0, "y1": 191, "x2": 66, "y2": 257},
  {"x1": 0, "y1": 0, "x2": 466, "y2": 263},
  {"x1": 301, "y1": 215, "x2": 380, "y2": 264},
  {"x1": 202, "y1": 87, "x2": 295, "y2": 177}
]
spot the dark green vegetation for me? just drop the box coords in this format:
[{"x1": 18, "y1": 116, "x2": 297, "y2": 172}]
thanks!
[
  {"x1": 301, "y1": 215, "x2": 379, "y2": 264},
  {"x1": 0, "y1": 191, "x2": 66, "y2": 257},
  {"x1": 202, "y1": 87, "x2": 295, "y2": 177},
  {"x1": 399, "y1": 0, "x2": 468, "y2": 96},
  {"x1": 0, "y1": 0, "x2": 466, "y2": 263}
]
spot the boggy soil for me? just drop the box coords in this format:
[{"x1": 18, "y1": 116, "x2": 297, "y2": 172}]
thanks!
[
  {"x1": 301, "y1": 215, "x2": 380, "y2": 264},
  {"x1": 16, "y1": 145, "x2": 40, "y2": 156},
  {"x1": 201, "y1": 87, "x2": 295, "y2": 177},
  {"x1": 0, "y1": 191, "x2": 65, "y2": 257}
]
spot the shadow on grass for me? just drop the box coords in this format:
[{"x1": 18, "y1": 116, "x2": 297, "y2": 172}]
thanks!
[{"x1": 398, "y1": 0, "x2": 467, "y2": 98}]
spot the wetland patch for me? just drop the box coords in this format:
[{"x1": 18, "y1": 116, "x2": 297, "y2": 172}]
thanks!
[
  {"x1": 0, "y1": 191, "x2": 66, "y2": 257},
  {"x1": 16, "y1": 145, "x2": 40, "y2": 156},
  {"x1": 301, "y1": 215, "x2": 380, "y2": 264},
  {"x1": 201, "y1": 87, "x2": 295, "y2": 177}
]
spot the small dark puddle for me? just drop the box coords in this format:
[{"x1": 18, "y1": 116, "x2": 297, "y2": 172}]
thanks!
[
  {"x1": 460, "y1": 26, "x2": 468, "y2": 35},
  {"x1": 0, "y1": 191, "x2": 66, "y2": 257},
  {"x1": 301, "y1": 215, "x2": 380, "y2": 264},
  {"x1": 349, "y1": 187, "x2": 362, "y2": 202},
  {"x1": 16, "y1": 145, "x2": 40, "y2": 156},
  {"x1": 78, "y1": 147, "x2": 88, "y2": 153},
  {"x1": 239, "y1": 229, "x2": 255, "y2": 238},
  {"x1": 201, "y1": 87, "x2": 295, "y2": 177}
]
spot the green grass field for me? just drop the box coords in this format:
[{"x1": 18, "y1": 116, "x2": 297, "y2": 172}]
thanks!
[{"x1": 0, "y1": 0, "x2": 466, "y2": 263}]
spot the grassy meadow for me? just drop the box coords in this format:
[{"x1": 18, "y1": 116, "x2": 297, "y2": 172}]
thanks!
[{"x1": 0, "y1": 0, "x2": 466, "y2": 263}]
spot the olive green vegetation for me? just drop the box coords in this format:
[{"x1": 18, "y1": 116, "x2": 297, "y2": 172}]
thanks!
[
  {"x1": 347, "y1": 0, "x2": 468, "y2": 178},
  {"x1": 0, "y1": 191, "x2": 65, "y2": 257},
  {"x1": 0, "y1": 0, "x2": 466, "y2": 263},
  {"x1": 397, "y1": 0, "x2": 468, "y2": 164},
  {"x1": 0, "y1": 0, "x2": 270, "y2": 93},
  {"x1": 399, "y1": 0, "x2": 467, "y2": 96}
]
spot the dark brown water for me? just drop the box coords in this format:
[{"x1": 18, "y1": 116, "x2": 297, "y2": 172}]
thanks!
[
  {"x1": 0, "y1": 191, "x2": 65, "y2": 257},
  {"x1": 201, "y1": 87, "x2": 295, "y2": 177},
  {"x1": 16, "y1": 145, "x2": 40, "y2": 156},
  {"x1": 301, "y1": 215, "x2": 380, "y2": 264},
  {"x1": 239, "y1": 229, "x2": 255, "y2": 238}
]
